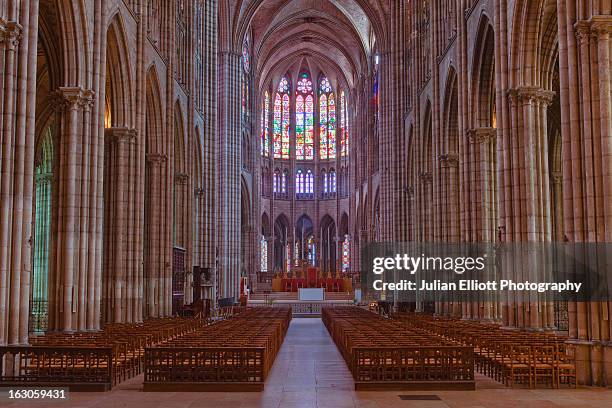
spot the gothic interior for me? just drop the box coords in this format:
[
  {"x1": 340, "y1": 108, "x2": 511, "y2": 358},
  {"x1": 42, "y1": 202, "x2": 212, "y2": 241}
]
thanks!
[{"x1": 0, "y1": 0, "x2": 611, "y2": 404}]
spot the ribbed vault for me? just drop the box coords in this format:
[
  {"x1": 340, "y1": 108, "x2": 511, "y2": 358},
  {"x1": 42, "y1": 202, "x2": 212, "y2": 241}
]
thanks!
[{"x1": 226, "y1": 0, "x2": 386, "y2": 91}]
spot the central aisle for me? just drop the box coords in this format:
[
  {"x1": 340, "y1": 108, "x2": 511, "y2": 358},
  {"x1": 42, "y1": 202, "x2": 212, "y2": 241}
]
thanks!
[{"x1": 264, "y1": 318, "x2": 355, "y2": 404}]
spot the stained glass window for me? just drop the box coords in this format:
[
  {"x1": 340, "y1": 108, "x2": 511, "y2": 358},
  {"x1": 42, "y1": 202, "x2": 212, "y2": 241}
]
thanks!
[
  {"x1": 322, "y1": 170, "x2": 328, "y2": 194},
  {"x1": 241, "y1": 37, "x2": 250, "y2": 120},
  {"x1": 260, "y1": 236, "x2": 267, "y2": 272},
  {"x1": 306, "y1": 170, "x2": 314, "y2": 194},
  {"x1": 296, "y1": 169, "x2": 304, "y2": 194},
  {"x1": 273, "y1": 169, "x2": 280, "y2": 193},
  {"x1": 308, "y1": 236, "x2": 316, "y2": 265},
  {"x1": 242, "y1": 37, "x2": 250, "y2": 73},
  {"x1": 342, "y1": 235, "x2": 350, "y2": 272},
  {"x1": 296, "y1": 72, "x2": 314, "y2": 160},
  {"x1": 274, "y1": 77, "x2": 290, "y2": 159},
  {"x1": 341, "y1": 91, "x2": 349, "y2": 157},
  {"x1": 31, "y1": 128, "x2": 53, "y2": 332},
  {"x1": 319, "y1": 76, "x2": 336, "y2": 160},
  {"x1": 261, "y1": 91, "x2": 270, "y2": 156},
  {"x1": 282, "y1": 170, "x2": 288, "y2": 193},
  {"x1": 329, "y1": 169, "x2": 336, "y2": 193}
]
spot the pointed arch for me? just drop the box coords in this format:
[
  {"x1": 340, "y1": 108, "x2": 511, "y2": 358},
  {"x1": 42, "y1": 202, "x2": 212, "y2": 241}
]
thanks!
[
  {"x1": 56, "y1": 0, "x2": 89, "y2": 85},
  {"x1": 105, "y1": 13, "x2": 135, "y2": 128},
  {"x1": 173, "y1": 102, "x2": 186, "y2": 174},
  {"x1": 472, "y1": 15, "x2": 496, "y2": 128},
  {"x1": 422, "y1": 100, "x2": 433, "y2": 173},
  {"x1": 442, "y1": 66, "x2": 459, "y2": 154},
  {"x1": 273, "y1": 75, "x2": 291, "y2": 159},
  {"x1": 145, "y1": 66, "x2": 164, "y2": 154},
  {"x1": 296, "y1": 70, "x2": 314, "y2": 160}
]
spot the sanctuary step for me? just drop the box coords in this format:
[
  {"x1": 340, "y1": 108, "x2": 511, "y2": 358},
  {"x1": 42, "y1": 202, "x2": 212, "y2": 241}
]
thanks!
[{"x1": 249, "y1": 292, "x2": 353, "y2": 301}]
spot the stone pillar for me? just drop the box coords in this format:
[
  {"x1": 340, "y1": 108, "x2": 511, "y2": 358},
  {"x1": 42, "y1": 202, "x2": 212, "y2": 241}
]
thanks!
[
  {"x1": 103, "y1": 127, "x2": 136, "y2": 323},
  {"x1": 49, "y1": 87, "x2": 94, "y2": 332},
  {"x1": 468, "y1": 128, "x2": 497, "y2": 241},
  {"x1": 144, "y1": 153, "x2": 169, "y2": 317},
  {"x1": 217, "y1": 50, "x2": 242, "y2": 299}
]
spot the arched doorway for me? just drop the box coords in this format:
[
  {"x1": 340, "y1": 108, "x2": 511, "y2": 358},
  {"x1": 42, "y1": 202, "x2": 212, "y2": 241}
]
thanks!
[
  {"x1": 319, "y1": 215, "x2": 337, "y2": 272},
  {"x1": 295, "y1": 215, "x2": 314, "y2": 266}
]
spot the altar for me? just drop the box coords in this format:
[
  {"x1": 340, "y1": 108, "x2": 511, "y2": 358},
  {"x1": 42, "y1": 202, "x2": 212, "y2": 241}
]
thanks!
[{"x1": 271, "y1": 264, "x2": 352, "y2": 293}]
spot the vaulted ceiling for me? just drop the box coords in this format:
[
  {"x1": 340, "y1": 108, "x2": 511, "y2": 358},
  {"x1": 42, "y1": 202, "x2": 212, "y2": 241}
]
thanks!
[{"x1": 225, "y1": 0, "x2": 388, "y2": 92}]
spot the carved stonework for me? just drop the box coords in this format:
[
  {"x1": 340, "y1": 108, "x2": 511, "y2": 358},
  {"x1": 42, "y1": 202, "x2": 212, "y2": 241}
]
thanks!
[
  {"x1": 507, "y1": 87, "x2": 555, "y2": 107},
  {"x1": 146, "y1": 153, "x2": 168, "y2": 165},
  {"x1": 438, "y1": 153, "x2": 459, "y2": 168},
  {"x1": 574, "y1": 21, "x2": 592, "y2": 43},
  {"x1": 0, "y1": 19, "x2": 23, "y2": 50},
  {"x1": 551, "y1": 171, "x2": 563, "y2": 185},
  {"x1": 589, "y1": 16, "x2": 612, "y2": 38},
  {"x1": 105, "y1": 127, "x2": 137, "y2": 144},
  {"x1": 467, "y1": 127, "x2": 496, "y2": 144},
  {"x1": 175, "y1": 173, "x2": 189, "y2": 185},
  {"x1": 419, "y1": 171, "x2": 432, "y2": 183},
  {"x1": 56, "y1": 87, "x2": 95, "y2": 111}
]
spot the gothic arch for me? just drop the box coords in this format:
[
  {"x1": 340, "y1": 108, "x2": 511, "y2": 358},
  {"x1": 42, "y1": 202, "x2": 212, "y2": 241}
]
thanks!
[
  {"x1": 241, "y1": 175, "x2": 252, "y2": 231},
  {"x1": 145, "y1": 67, "x2": 164, "y2": 154},
  {"x1": 472, "y1": 16, "x2": 496, "y2": 128},
  {"x1": 173, "y1": 102, "x2": 186, "y2": 174},
  {"x1": 510, "y1": 0, "x2": 558, "y2": 87},
  {"x1": 105, "y1": 14, "x2": 134, "y2": 128},
  {"x1": 56, "y1": 0, "x2": 89, "y2": 85},
  {"x1": 442, "y1": 66, "x2": 459, "y2": 153},
  {"x1": 261, "y1": 212, "x2": 271, "y2": 237}
]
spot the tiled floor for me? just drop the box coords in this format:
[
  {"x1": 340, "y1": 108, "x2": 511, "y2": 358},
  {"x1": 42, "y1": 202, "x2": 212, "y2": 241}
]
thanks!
[{"x1": 4, "y1": 318, "x2": 611, "y2": 408}]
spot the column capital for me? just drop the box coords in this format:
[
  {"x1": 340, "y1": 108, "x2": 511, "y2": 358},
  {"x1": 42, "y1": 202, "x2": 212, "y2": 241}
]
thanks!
[
  {"x1": 146, "y1": 153, "x2": 168, "y2": 165},
  {"x1": 0, "y1": 19, "x2": 23, "y2": 50},
  {"x1": 574, "y1": 20, "x2": 592, "y2": 42},
  {"x1": 589, "y1": 16, "x2": 612, "y2": 37},
  {"x1": 194, "y1": 187, "x2": 206, "y2": 198},
  {"x1": 467, "y1": 127, "x2": 497, "y2": 144},
  {"x1": 56, "y1": 87, "x2": 95, "y2": 110},
  {"x1": 105, "y1": 127, "x2": 137, "y2": 143},
  {"x1": 419, "y1": 171, "x2": 433, "y2": 183},
  {"x1": 175, "y1": 173, "x2": 189, "y2": 185},
  {"x1": 507, "y1": 87, "x2": 555, "y2": 106},
  {"x1": 551, "y1": 171, "x2": 563, "y2": 184},
  {"x1": 438, "y1": 152, "x2": 459, "y2": 168}
]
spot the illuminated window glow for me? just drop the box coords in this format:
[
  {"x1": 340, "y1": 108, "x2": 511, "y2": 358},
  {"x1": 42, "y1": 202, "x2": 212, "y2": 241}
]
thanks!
[
  {"x1": 342, "y1": 235, "x2": 350, "y2": 272},
  {"x1": 340, "y1": 91, "x2": 349, "y2": 157},
  {"x1": 260, "y1": 236, "x2": 267, "y2": 272},
  {"x1": 319, "y1": 76, "x2": 336, "y2": 160},
  {"x1": 274, "y1": 77, "x2": 290, "y2": 159},
  {"x1": 261, "y1": 91, "x2": 270, "y2": 156},
  {"x1": 296, "y1": 72, "x2": 314, "y2": 160}
]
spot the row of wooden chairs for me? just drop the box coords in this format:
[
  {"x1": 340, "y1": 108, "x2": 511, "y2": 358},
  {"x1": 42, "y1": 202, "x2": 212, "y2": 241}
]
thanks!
[
  {"x1": 391, "y1": 313, "x2": 576, "y2": 388},
  {"x1": 25, "y1": 317, "x2": 205, "y2": 386},
  {"x1": 144, "y1": 307, "x2": 292, "y2": 388},
  {"x1": 322, "y1": 307, "x2": 475, "y2": 387}
]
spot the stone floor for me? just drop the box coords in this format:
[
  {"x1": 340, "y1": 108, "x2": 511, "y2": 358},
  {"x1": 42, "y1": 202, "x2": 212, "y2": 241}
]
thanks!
[{"x1": 4, "y1": 318, "x2": 611, "y2": 408}]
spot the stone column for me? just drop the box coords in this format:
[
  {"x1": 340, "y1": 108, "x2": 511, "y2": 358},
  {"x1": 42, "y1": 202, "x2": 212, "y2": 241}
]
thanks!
[
  {"x1": 0, "y1": 18, "x2": 23, "y2": 345},
  {"x1": 52, "y1": 87, "x2": 94, "y2": 332},
  {"x1": 103, "y1": 127, "x2": 136, "y2": 323},
  {"x1": 467, "y1": 128, "x2": 497, "y2": 242},
  {"x1": 145, "y1": 153, "x2": 168, "y2": 317}
]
